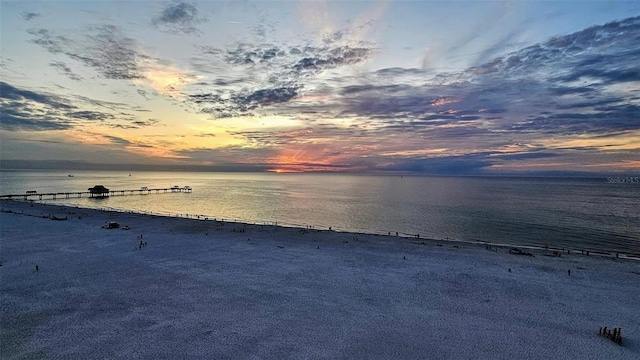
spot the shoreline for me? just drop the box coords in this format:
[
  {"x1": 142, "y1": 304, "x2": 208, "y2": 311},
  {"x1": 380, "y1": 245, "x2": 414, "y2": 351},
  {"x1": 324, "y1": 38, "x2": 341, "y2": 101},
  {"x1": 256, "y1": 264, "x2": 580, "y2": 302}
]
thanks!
[
  {"x1": 2, "y1": 199, "x2": 639, "y2": 359},
  {"x1": 3, "y1": 199, "x2": 639, "y2": 261}
]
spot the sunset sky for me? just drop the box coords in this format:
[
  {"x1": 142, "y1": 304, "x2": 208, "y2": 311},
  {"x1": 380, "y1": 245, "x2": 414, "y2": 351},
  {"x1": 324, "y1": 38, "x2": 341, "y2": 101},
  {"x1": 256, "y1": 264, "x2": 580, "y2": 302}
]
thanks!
[{"x1": 1, "y1": 0, "x2": 639, "y2": 174}]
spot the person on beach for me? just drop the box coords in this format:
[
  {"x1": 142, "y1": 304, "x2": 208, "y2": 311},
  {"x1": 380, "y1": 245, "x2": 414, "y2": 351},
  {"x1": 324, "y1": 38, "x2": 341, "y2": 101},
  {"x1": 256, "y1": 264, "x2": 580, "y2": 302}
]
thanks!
[{"x1": 35, "y1": 265, "x2": 39, "y2": 272}]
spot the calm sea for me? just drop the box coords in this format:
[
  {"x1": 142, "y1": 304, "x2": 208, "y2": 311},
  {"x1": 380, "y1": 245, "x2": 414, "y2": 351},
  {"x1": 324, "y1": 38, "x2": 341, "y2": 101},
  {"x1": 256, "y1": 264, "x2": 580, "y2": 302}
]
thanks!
[{"x1": 1, "y1": 170, "x2": 638, "y2": 255}]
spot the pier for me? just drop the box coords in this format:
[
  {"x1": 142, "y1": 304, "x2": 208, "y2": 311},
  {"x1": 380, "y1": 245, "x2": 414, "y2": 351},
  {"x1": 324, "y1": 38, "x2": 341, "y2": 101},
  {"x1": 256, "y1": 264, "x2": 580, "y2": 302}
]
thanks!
[{"x1": 0, "y1": 186, "x2": 192, "y2": 201}]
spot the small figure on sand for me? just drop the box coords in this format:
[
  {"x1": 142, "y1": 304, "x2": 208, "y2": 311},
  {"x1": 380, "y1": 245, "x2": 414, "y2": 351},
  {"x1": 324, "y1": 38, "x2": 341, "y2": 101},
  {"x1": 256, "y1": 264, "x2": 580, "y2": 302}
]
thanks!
[
  {"x1": 567, "y1": 269, "x2": 571, "y2": 276},
  {"x1": 35, "y1": 265, "x2": 39, "y2": 272}
]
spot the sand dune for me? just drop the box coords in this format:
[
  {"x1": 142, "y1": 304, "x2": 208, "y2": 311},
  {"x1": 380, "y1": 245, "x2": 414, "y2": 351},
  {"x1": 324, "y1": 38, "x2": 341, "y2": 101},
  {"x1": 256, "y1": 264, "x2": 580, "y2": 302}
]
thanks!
[{"x1": 1, "y1": 200, "x2": 638, "y2": 359}]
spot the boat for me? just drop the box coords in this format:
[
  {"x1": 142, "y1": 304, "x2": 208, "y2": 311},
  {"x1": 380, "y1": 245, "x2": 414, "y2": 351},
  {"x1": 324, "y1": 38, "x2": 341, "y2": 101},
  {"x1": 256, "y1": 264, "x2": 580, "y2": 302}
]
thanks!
[{"x1": 68, "y1": 174, "x2": 74, "y2": 177}]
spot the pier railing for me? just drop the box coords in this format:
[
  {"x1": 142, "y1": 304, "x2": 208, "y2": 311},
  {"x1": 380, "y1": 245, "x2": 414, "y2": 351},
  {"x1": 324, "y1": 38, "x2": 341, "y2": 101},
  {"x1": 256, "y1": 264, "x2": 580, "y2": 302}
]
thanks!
[{"x1": 0, "y1": 187, "x2": 192, "y2": 201}]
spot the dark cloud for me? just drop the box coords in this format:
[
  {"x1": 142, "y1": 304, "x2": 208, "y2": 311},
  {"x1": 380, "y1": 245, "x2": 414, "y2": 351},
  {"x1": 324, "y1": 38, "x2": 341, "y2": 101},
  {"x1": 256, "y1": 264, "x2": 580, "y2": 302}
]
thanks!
[
  {"x1": 492, "y1": 152, "x2": 557, "y2": 160},
  {"x1": 22, "y1": 12, "x2": 40, "y2": 21},
  {"x1": 515, "y1": 104, "x2": 640, "y2": 134},
  {"x1": 0, "y1": 81, "x2": 73, "y2": 109},
  {"x1": 220, "y1": 44, "x2": 372, "y2": 73},
  {"x1": 190, "y1": 39, "x2": 375, "y2": 118},
  {"x1": 100, "y1": 135, "x2": 131, "y2": 146},
  {"x1": 548, "y1": 86, "x2": 595, "y2": 96},
  {"x1": 67, "y1": 111, "x2": 113, "y2": 121},
  {"x1": 372, "y1": 155, "x2": 491, "y2": 174},
  {"x1": 224, "y1": 45, "x2": 286, "y2": 65},
  {"x1": 1, "y1": 81, "x2": 152, "y2": 131},
  {"x1": 132, "y1": 119, "x2": 160, "y2": 127},
  {"x1": 26, "y1": 28, "x2": 67, "y2": 54},
  {"x1": 555, "y1": 68, "x2": 640, "y2": 85},
  {"x1": 237, "y1": 86, "x2": 300, "y2": 108},
  {"x1": 469, "y1": 16, "x2": 640, "y2": 77},
  {"x1": 190, "y1": 86, "x2": 300, "y2": 118},
  {"x1": 292, "y1": 46, "x2": 372, "y2": 73},
  {"x1": 84, "y1": 25, "x2": 144, "y2": 80},
  {"x1": 28, "y1": 26, "x2": 144, "y2": 80},
  {"x1": 153, "y1": 1, "x2": 205, "y2": 34},
  {"x1": 50, "y1": 61, "x2": 83, "y2": 81},
  {"x1": 0, "y1": 82, "x2": 78, "y2": 130},
  {"x1": 0, "y1": 104, "x2": 73, "y2": 131}
]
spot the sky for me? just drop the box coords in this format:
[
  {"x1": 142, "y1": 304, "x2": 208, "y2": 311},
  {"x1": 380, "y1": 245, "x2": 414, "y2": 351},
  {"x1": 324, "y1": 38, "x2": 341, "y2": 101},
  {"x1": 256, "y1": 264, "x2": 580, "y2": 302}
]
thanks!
[{"x1": 1, "y1": 0, "x2": 639, "y2": 175}]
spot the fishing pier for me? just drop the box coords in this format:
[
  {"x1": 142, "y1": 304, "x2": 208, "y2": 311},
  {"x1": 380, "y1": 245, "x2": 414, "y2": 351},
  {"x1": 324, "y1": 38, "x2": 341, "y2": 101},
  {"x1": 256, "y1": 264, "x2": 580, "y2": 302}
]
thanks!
[{"x1": 0, "y1": 185, "x2": 192, "y2": 201}]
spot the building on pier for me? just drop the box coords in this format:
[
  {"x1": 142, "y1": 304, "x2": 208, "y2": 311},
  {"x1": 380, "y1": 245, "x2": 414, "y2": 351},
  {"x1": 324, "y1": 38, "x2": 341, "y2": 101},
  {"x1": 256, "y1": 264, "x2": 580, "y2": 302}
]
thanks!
[{"x1": 88, "y1": 185, "x2": 110, "y2": 198}]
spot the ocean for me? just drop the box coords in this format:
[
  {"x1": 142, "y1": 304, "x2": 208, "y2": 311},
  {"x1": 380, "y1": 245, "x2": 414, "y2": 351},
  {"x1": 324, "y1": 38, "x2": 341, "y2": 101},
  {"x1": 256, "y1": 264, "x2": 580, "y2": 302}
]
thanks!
[{"x1": 1, "y1": 170, "x2": 638, "y2": 255}]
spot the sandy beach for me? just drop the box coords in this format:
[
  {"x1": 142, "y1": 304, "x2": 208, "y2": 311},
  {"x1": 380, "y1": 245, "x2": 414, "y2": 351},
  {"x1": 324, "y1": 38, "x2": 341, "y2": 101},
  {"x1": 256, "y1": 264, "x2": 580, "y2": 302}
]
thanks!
[{"x1": 1, "y1": 200, "x2": 638, "y2": 359}]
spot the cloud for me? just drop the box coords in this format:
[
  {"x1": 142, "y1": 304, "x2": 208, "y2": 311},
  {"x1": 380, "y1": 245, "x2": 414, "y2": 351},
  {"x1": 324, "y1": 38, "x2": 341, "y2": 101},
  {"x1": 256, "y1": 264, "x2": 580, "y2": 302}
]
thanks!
[
  {"x1": 28, "y1": 25, "x2": 144, "y2": 80},
  {"x1": 67, "y1": 111, "x2": 114, "y2": 121},
  {"x1": 291, "y1": 46, "x2": 373, "y2": 73},
  {"x1": 22, "y1": 12, "x2": 40, "y2": 21},
  {"x1": 0, "y1": 81, "x2": 73, "y2": 109},
  {"x1": 468, "y1": 16, "x2": 640, "y2": 78},
  {"x1": 84, "y1": 25, "x2": 144, "y2": 80},
  {"x1": 370, "y1": 155, "x2": 492, "y2": 174},
  {"x1": 152, "y1": 1, "x2": 205, "y2": 34},
  {"x1": 0, "y1": 105, "x2": 73, "y2": 131},
  {"x1": 50, "y1": 61, "x2": 83, "y2": 81},
  {"x1": 189, "y1": 42, "x2": 374, "y2": 117},
  {"x1": 192, "y1": 86, "x2": 300, "y2": 118},
  {"x1": 0, "y1": 81, "x2": 155, "y2": 131},
  {"x1": 135, "y1": 60, "x2": 200, "y2": 97},
  {"x1": 29, "y1": 24, "x2": 201, "y2": 100}
]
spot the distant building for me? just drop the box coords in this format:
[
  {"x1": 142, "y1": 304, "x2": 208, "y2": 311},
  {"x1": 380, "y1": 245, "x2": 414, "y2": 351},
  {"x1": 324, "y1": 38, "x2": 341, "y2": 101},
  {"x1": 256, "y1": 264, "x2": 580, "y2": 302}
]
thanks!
[{"x1": 88, "y1": 185, "x2": 110, "y2": 197}]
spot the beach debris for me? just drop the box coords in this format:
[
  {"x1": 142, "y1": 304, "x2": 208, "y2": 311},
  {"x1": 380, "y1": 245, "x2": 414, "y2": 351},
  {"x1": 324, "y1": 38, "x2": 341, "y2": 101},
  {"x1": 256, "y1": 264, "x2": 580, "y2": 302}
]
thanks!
[
  {"x1": 509, "y1": 248, "x2": 534, "y2": 256},
  {"x1": 104, "y1": 222, "x2": 119, "y2": 229},
  {"x1": 277, "y1": 245, "x2": 284, "y2": 249},
  {"x1": 50, "y1": 215, "x2": 68, "y2": 221},
  {"x1": 122, "y1": 225, "x2": 130, "y2": 230},
  {"x1": 599, "y1": 326, "x2": 623, "y2": 344}
]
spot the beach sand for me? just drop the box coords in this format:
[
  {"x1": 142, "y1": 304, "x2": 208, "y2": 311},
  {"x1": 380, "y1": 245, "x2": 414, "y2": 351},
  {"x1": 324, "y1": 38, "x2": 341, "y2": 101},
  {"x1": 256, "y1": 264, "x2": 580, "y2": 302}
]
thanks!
[{"x1": 1, "y1": 200, "x2": 639, "y2": 359}]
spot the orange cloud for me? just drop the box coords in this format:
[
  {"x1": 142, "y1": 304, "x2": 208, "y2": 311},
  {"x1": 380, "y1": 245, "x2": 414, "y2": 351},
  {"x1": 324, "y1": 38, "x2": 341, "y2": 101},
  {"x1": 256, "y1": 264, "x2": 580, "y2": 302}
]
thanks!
[
  {"x1": 542, "y1": 131, "x2": 640, "y2": 151},
  {"x1": 135, "y1": 60, "x2": 200, "y2": 97},
  {"x1": 431, "y1": 98, "x2": 458, "y2": 107}
]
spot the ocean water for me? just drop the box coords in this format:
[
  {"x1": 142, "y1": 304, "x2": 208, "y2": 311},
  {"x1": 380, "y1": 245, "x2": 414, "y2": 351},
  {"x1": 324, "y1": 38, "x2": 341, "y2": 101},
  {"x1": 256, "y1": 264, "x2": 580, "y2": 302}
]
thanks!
[{"x1": 1, "y1": 170, "x2": 638, "y2": 254}]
